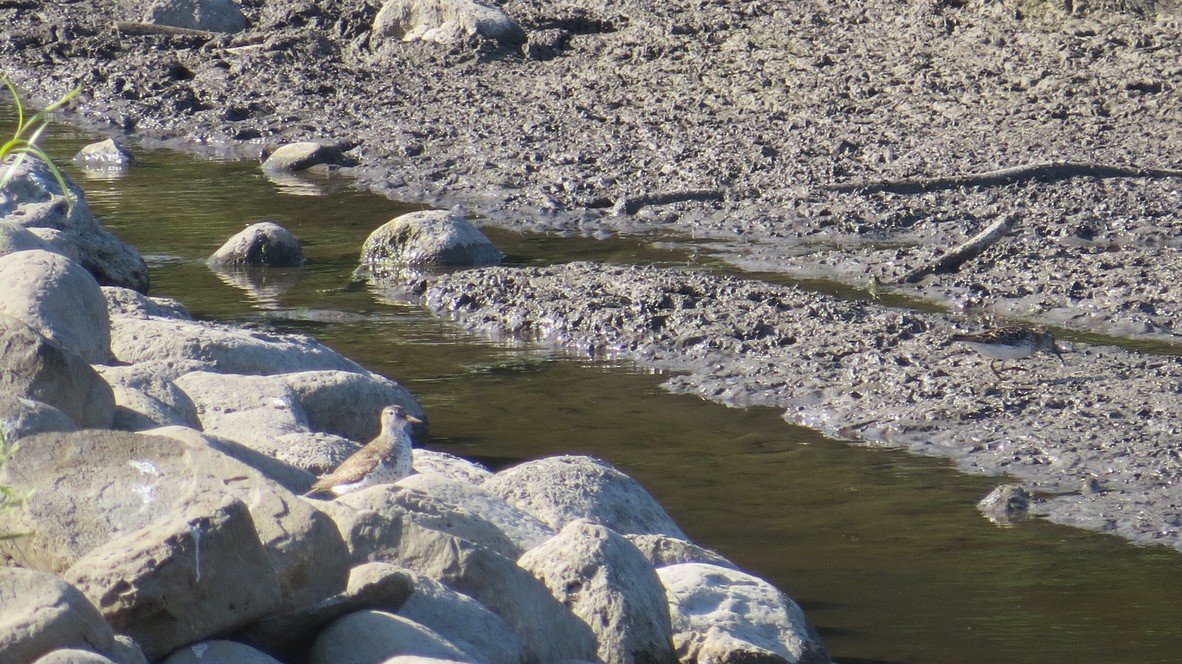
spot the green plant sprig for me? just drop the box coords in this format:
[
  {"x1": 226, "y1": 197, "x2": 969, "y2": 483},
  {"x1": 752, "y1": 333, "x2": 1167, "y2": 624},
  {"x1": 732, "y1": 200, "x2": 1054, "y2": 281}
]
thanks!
[
  {"x1": 0, "y1": 75, "x2": 81, "y2": 206},
  {"x1": 0, "y1": 425, "x2": 31, "y2": 541}
]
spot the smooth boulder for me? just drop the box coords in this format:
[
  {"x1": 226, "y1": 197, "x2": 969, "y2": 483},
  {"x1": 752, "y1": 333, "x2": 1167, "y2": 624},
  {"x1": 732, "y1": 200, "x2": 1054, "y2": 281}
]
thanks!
[
  {"x1": 396, "y1": 473, "x2": 555, "y2": 552},
  {"x1": 310, "y1": 611, "x2": 473, "y2": 664},
  {"x1": 261, "y1": 142, "x2": 352, "y2": 173},
  {"x1": 394, "y1": 567, "x2": 525, "y2": 664},
  {"x1": 0, "y1": 249, "x2": 112, "y2": 363},
  {"x1": 66, "y1": 496, "x2": 281, "y2": 660},
  {"x1": 359, "y1": 210, "x2": 501, "y2": 280},
  {"x1": 108, "y1": 315, "x2": 365, "y2": 374},
  {"x1": 0, "y1": 394, "x2": 77, "y2": 440},
  {"x1": 483, "y1": 455, "x2": 687, "y2": 538},
  {"x1": 0, "y1": 314, "x2": 115, "y2": 428},
  {"x1": 0, "y1": 568, "x2": 121, "y2": 664},
  {"x1": 324, "y1": 488, "x2": 598, "y2": 662},
  {"x1": 237, "y1": 562, "x2": 415, "y2": 660},
  {"x1": 411, "y1": 448, "x2": 492, "y2": 485},
  {"x1": 72, "y1": 139, "x2": 135, "y2": 170},
  {"x1": 207, "y1": 221, "x2": 304, "y2": 268},
  {"x1": 0, "y1": 157, "x2": 149, "y2": 291},
  {"x1": 162, "y1": 640, "x2": 284, "y2": 664},
  {"x1": 658, "y1": 563, "x2": 830, "y2": 664},
  {"x1": 373, "y1": 0, "x2": 525, "y2": 45},
  {"x1": 0, "y1": 429, "x2": 349, "y2": 615},
  {"x1": 518, "y1": 519, "x2": 675, "y2": 664}
]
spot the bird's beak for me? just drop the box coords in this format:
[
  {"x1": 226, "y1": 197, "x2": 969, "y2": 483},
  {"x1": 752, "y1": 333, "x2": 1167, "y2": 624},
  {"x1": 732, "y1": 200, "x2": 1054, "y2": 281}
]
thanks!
[
  {"x1": 406, "y1": 415, "x2": 424, "y2": 424},
  {"x1": 1053, "y1": 345, "x2": 1065, "y2": 364}
]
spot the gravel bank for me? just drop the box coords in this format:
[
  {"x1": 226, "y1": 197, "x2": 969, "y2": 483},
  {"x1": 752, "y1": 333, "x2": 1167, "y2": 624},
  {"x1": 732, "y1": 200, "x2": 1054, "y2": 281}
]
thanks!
[{"x1": 6, "y1": 0, "x2": 1182, "y2": 548}]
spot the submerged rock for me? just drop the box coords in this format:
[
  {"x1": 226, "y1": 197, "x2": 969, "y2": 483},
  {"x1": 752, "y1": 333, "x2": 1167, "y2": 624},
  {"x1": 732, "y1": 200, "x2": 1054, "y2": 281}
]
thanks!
[
  {"x1": 978, "y1": 484, "x2": 1032, "y2": 526},
  {"x1": 207, "y1": 221, "x2": 305, "y2": 268},
  {"x1": 359, "y1": 210, "x2": 501, "y2": 282},
  {"x1": 261, "y1": 142, "x2": 353, "y2": 173},
  {"x1": 73, "y1": 139, "x2": 135, "y2": 170}
]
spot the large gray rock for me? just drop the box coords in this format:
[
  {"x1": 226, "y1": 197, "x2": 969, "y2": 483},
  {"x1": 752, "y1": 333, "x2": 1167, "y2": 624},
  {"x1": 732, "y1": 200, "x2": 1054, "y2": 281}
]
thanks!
[
  {"x1": 0, "y1": 314, "x2": 115, "y2": 428},
  {"x1": 0, "y1": 250, "x2": 112, "y2": 363},
  {"x1": 66, "y1": 496, "x2": 281, "y2": 660},
  {"x1": 373, "y1": 0, "x2": 525, "y2": 45},
  {"x1": 310, "y1": 611, "x2": 473, "y2": 664},
  {"x1": 237, "y1": 562, "x2": 415, "y2": 660},
  {"x1": 0, "y1": 219, "x2": 65, "y2": 256},
  {"x1": 261, "y1": 142, "x2": 353, "y2": 173},
  {"x1": 626, "y1": 533, "x2": 737, "y2": 570},
  {"x1": 283, "y1": 369, "x2": 425, "y2": 443},
  {"x1": 162, "y1": 640, "x2": 284, "y2": 664},
  {"x1": 359, "y1": 210, "x2": 501, "y2": 280},
  {"x1": 0, "y1": 157, "x2": 149, "y2": 291},
  {"x1": 411, "y1": 448, "x2": 492, "y2": 485},
  {"x1": 323, "y1": 491, "x2": 598, "y2": 662},
  {"x1": 147, "y1": 425, "x2": 315, "y2": 496},
  {"x1": 96, "y1": 363, "x2": 201, "y2": 432},
  {"x1": 0, "y1": 429, "x2": 348, "y2": 612},
  {"x1": 394, "y1": 568, "x2": 525, "y2": 664},
  {"x1": 0, "y1": 394, "x2": 77, "y2": 441},
  {"x1": 396, "y1": 473, "x2": 555, "y2": 551},
  {"x1": 336, "y1": 485, "x2": 520, "y2": 559},
  {"x1": 519, "y1": 519, "x2": 674, "y2": 664},
  {"x1": 173, "y1": 370, "x2": 422, "y2": 474},
  {"x1": 207, "y1": 221, "x2": 304, "y2": 268},
  {"x1": 108, "y1": 315, "x2": 365, "y2": 374},
  {"x1": 0, "y1": 568, "x2": 120, "y2": 664},
  {"x1": 32, "y1": 649, "x2": 119, "y2": 664},
  {"x1": 174, "y1": 370, "x2": 309, "y2": 439},
  {"x1": 483, "y1": 455, "x2": 687, "y2": 538},
  {"x1": 72, "y1": 139, "x2": 135, "y2": 171},
  {"x1": 142, "y1": 0, "x2": 247, "y2": 32},
  {"x1": 102, "y1": 287, "x2": 190, "y2": 320},
  {"x1": 657, "y1": 563, "x2": 830, "y2": 664}
]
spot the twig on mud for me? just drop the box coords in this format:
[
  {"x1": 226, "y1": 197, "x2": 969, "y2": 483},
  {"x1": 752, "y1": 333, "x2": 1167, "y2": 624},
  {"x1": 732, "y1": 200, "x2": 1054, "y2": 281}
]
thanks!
[
  {"x1": 826, "y1": 161, "x2": 1182, "y2": 194},
  {"x1": 611, "y1": 188, "x2": 725, "y2": 215},
  {"x1": 899, "y1": 215, "x2": 1013, "y2": 284},
  {"x1": 114, "y1": 21, "x2": 216, "y2": 40}
]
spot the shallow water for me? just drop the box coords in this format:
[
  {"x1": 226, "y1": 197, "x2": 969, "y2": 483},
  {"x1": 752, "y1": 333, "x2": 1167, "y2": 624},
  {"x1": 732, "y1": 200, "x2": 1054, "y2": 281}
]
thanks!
[{"x1": 28, "y1": 116, "x2": 1182, "y2": 664}]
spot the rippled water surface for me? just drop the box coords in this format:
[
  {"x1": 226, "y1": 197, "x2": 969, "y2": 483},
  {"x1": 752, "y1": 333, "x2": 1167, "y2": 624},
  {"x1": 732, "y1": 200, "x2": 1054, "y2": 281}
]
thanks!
[{"x1": 28, "y1": 112, "x2": 1182, "y2": 664}]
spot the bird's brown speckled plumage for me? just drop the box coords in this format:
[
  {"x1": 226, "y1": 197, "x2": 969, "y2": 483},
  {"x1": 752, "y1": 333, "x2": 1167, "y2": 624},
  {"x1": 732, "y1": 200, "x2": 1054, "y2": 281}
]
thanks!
[
  {"x1": 305, "y1": 404, "x2": 422, "y2": 497},
  {"x1": 950, "y1": 326, "x2": 1064, "y2": 378}
]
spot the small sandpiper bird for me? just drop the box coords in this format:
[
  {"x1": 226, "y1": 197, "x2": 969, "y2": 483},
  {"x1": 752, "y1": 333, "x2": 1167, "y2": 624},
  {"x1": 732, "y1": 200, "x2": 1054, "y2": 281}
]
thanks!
[
  {"x1": 304, "y1": 405, "x2": 423, "y2": 497},
  {"x1": 950, "y1": 327, "x2": 1064, "y2": 378}
]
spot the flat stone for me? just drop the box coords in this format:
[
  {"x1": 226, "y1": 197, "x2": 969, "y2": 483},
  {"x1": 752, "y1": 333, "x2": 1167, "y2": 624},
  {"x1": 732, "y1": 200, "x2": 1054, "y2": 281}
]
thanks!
[{"x1": 142, "y1": 0, "x2": 247, "y2": 33}]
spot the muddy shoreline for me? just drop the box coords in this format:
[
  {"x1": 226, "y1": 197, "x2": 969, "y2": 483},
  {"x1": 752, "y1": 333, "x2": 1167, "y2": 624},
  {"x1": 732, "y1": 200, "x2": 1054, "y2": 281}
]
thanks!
[{"x1": 6, "y1": 0, "x2": 1182, "y2": 549}]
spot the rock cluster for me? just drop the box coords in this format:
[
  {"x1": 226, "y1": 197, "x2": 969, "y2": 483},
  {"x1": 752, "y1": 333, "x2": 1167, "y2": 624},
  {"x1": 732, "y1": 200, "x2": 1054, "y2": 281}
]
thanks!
[{"x1": 0, "y1": 168, "x2": 828, "y2": 662}]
